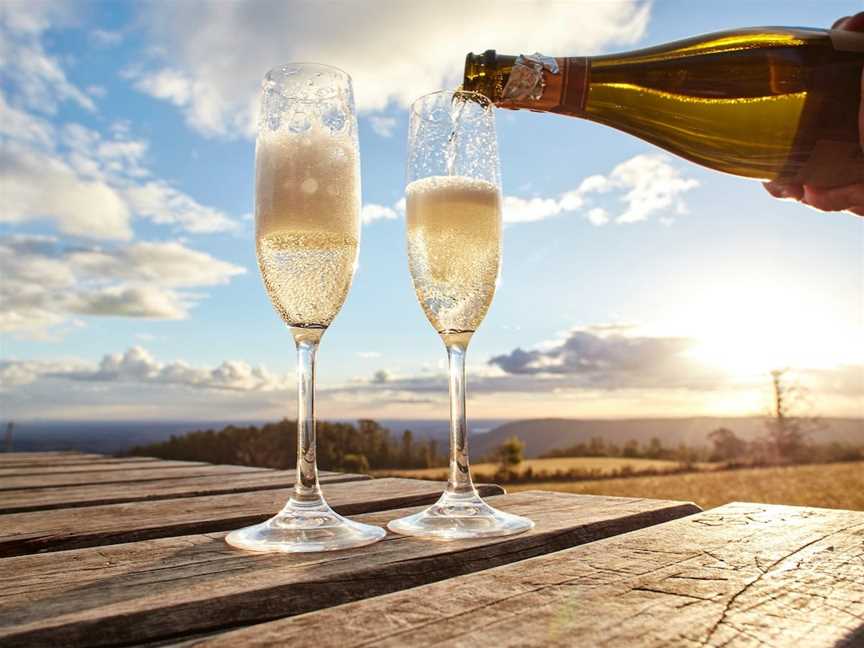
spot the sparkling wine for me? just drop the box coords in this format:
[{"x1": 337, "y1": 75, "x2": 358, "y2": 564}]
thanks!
[
  {"x1": 255, "y1": 127, "x2": 360, "y2": 328},
  {"x1": 257, "y1": 230, "x2": 358, "y2": 329},
  {"x1": 406, "y1": 175, "x2": 501, "y2": 339}
]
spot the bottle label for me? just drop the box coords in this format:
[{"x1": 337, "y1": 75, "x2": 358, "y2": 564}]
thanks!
[{"x1": 552, "y1": 57, "x2": 590, "y2": 115}]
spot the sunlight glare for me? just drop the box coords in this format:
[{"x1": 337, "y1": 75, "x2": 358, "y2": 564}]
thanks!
[{"x1": 680, "y1": 281, "x2": 861, "y2": 379}]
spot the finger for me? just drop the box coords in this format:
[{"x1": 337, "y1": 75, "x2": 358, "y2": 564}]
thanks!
[
  {"x1": 763, "y1": 181, "x2": 804, "y2": 201},
  {"x1": 832, "y1": 16, "x2": 851, "y2": 29},
  {"x1": 801, "y1": 183, "x2": 864, "y2": 212},
  {"x1": 859, "y1": 71, "x2": 864, "y2": 151},
  {"x1": 841, "y1": 12, "x2": 864, "y2": 31}
]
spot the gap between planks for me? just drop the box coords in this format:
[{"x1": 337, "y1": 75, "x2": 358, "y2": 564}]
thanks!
[
  {"x1": 0, "y1": 470, "x2": 368, "y2": 514},
  {"x1": 0, "y1": 460, "x2": 212, "y2": 478},
  {"x1": 0, "y1": 478, "x2": 506, "y2": 556},
  {"x1": 0, "y1": 464, "x2": 274, "y2": 491}
]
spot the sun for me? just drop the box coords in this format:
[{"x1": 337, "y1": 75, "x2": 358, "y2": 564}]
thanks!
[{"x1": 674, "y1": 280, "x2": 861, "y2": 380}]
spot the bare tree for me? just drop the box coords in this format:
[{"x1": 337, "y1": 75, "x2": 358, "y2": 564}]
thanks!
[{"x1": 763, "y1": 369, "x2": 823, "y2": 463}]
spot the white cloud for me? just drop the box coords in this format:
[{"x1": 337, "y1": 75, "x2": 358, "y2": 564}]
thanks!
[
  {"x1": 503, "y1": 195, "x2": 569, "y2": 224},
  {"x1": 0, "y1": 9, "x2": 240, "y2": 239},
  {"x1": 358, "y1": 155, "x2": 695, "y2": 228},
  {"x1": 125, "y1": 181, "x2": 239, "y2": 233},
  {"x1": 0, "y1": 95, "x2": 238, "y2": 238},
  {"x1": 0, "y1": 236, "x2": 246, "y2": 338},
  {"x1": 60, "y1": 123, "x2": 150, "y2": 179},
  {"x1": 90, "y1": 29, "x2": 122, "y2": 47},
  {"x1": 72, "y1": 285, "x2": 188, "y2": 319},
  {"x1": 0, "y1": 2, "x2": 94, "y2": 114},
  {"x1": 132, "y1": 68, "x2": 192, "y2": 106},
  {"x1": 609, "y1": 154, "x2": 700, "y2": 223},
  {"x1": 489, "y1": 327, "x2": 706, "y2": 389},
  {"x1": 86, "y1": 84, "x2": 107, "y2": 98},
  {"x1": 1, "y1": 140, "x2": 133, "y2": 240},
  {"x1": 361, "y1": 202, "x2": 400, "y2": 225},
  {"x1": 502, "y1": 154, "x2": 699, "y2": 226},
  {"x1": 131, "y1": 0, "x2": 651, "y2": 137},
  {"x1": 368, "y1": 115, "x2": 398, "y2": 138},
  {"x1": 0, "y1": 358, "x2": 87, "y2": 389},
  {"x1": 587, "y1": 207, "x2": 610, "y2": 226},
  {"x1": 0, "y1": 91, "x2": 53, "y2": 146},
  {"x1": 0, "y1": 0, "x2": 73, "y2": 36},
  {"x1": 326, "y1": 327, "x2": 864, "y2": 414},
  {"x1": 1, "y1": 347, "x2": 290, "y2": 392},
  {"x1": 356, "y1": 351, "x2": 382, "y2": 359},
  {"x1": 0, "y1": 10, "x2": 247, "y2": 341}
]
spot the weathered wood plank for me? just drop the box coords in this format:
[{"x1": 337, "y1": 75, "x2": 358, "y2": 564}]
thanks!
[
  {"x1": 0, "y1": 459, "x2": 208, "y2": 477},
  {"x1": 0, "y1": 492, "x2": 699, "y2": 647},
  {"x1": 195, "y1": 501, "x2": 864, "y2": 648},
  {"x1": 0, "y1": 464, "x2": 268, "y2": 490},
  {"x1": 0, "y1": 452, "x2": 106, "y2": 466},
  {"x1": 0, "y1": 478, "x2": 505, "y2": 556},
  {"x1": 0, "y1": 455, "x2": 177, "y2": 470},
  {"x1": 0, "y1": 470, "x2": 368, "y2": 514}
]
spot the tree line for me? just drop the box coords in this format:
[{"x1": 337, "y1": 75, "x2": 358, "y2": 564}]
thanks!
[
  {"x1": 539, "y1": 436, "x2": 704, "y2": 464},
  {"x1": 127, "y1": 419, "x2": 446, "y2": 473},
  {"x1": 128, "y1": 368, "x2": 860, "y2": 476},
  {"x1": 128, "y1": 416, "x2": 861, "y2": 476}
]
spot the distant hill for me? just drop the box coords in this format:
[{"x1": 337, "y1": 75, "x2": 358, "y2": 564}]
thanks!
[
  {"x1": 474, "y1": 417, "x2": 864, "y2": 459},
  {"x1": 0, "y1": 419, "x2": 504, "y2": 454},
  {"x1": 1, "y1": 421, "x2": 263, "y2": 454}
]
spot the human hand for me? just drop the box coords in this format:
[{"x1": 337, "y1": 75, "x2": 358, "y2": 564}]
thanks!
[{"x1": 763, "y1": 12, "x2": 864, "y2": 216}]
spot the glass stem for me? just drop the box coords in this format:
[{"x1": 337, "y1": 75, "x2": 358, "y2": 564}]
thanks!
[
  {"x1": 445, "y1": 341, "x2": 478, "y2": 498},
  {"x1": 293, "y1": 337, "x2": 322, "y2": 504}
]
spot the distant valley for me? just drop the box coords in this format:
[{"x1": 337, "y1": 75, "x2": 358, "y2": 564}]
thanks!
[
  {"x1": 473, "y1": 417, "x2": 864, "y2": 459},
  {"x1": 4, "y1": 416, "x2": 860, "y2": 458}
]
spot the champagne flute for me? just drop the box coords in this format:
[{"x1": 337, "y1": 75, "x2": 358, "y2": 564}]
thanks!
[
  {"x1": 226, "y1": 63, "x2": 385, "y2": 552},
  {"x1": 388, "y1": 90, "x2": 534, "y2": 539}
]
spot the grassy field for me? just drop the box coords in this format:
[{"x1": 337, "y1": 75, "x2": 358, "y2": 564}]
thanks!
[
  {"x1": 507, "y1": 461, "x2": 864, "y2": 511},
  {"x1": 374, "y1": 456, "x2": 691, "y2": 481}
]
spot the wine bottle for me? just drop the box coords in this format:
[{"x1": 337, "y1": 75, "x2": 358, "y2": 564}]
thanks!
[{"x1": 463, "y1": 27, "x2": 864, "y2": 187}]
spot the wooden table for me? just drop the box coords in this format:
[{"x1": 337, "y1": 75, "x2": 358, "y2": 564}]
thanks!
[{"x1": 0, "y1": 452, "x2": 861, "y2": 647}]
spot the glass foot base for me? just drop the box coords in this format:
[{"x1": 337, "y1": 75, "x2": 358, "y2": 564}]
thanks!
[
  {"x1": 225, "y1": 497, "x2": 385, "y2": 553},
  {"x1": 387, "y1": 490, "x2": 534, "y2": 540}
]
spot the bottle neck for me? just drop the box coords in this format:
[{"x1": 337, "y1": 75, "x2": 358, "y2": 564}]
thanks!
[
  {"x1": 547, "y1": 57, "x2": 590, "y2": 115},
  {"x1": 464, "y1": 51, "x2": 590, "y2": 115}
]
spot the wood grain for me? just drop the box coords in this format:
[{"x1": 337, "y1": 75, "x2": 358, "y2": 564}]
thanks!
[
  {"x1": 0, "y1": 464, "x2": 269, "y2": 490},
  {"x1": 0, "y1": 470, "x2": 368, "y2": 514},
  {"x1": 0, "y1": 492, "x2": 699, "y2": 646},
  {"x1": 0, "y1": 460, "x2": 207, "y2": 478},
  {"x1": 0, "y1": 478, "x2": 505, "y2": 556},
  {"x1": 194, "y1": 502, "x2": 864, "y2": 648}
]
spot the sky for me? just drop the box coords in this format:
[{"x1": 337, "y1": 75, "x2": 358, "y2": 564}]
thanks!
[{"x1": 1, "y1": 0, "x2": 862, "y2": 423}]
